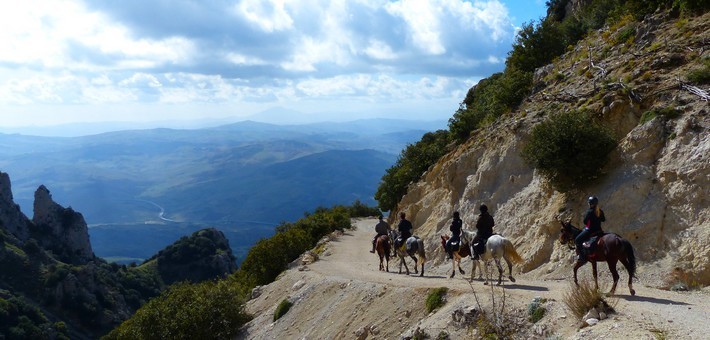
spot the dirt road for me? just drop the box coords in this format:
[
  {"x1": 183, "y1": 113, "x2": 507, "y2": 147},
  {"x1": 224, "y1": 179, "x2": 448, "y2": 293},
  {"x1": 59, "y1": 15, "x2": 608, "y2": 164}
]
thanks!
[{"x1": 242, "y1": 218, "x2": 710, "y2": 339}]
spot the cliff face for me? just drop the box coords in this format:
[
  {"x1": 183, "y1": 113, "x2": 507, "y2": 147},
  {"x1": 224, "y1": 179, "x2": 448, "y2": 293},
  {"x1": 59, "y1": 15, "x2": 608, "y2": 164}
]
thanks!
[
  {"x1": 32, "y1": 185, "x2": 95, "y2": 264},
  {"x1": 0, "y1": 171, "x2": 239, "y2": 337},
  {"x1": 0, "y1": 172, "x2": 32, "y2": 241},
  {"x1": 393, "y1": 11, "x2": 709, "y2": 286}
]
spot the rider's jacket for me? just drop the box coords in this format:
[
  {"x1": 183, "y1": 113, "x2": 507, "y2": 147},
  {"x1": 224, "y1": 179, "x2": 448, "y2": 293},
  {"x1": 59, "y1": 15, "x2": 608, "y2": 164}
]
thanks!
[
  {"x1": 450, "y1": 218, "x2": 462, "y2": 238},
  {"x1": 375, "y1": 221, "x2": 390, "y2": 235},
  {"x1": 398, "y1": 219, "x2": 413, "y2": 238},
  {"x1": 475, "y1": 212, "x2": 494, "y2": 239},
  {"x1": 583, "y1": 208, "x2": 605, "y2": 233}
]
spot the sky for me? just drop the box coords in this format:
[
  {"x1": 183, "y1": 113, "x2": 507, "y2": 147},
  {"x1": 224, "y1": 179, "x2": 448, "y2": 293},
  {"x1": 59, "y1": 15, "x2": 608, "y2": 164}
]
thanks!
[{"x1": 0, "y1": 0, "x2": 548, "y2": 131}]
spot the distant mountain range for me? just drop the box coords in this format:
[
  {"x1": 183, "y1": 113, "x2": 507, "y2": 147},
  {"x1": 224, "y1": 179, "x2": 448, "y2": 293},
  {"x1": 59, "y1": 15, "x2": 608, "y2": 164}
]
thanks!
[{"x1": 0, "y1": 118, "x2": 445, "y2": 262}]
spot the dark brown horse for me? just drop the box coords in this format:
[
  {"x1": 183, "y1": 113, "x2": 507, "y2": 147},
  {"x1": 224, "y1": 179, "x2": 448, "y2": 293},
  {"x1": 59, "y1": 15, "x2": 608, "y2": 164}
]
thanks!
[
  {"x1": 375, "y1": 234, "x2": 391, "y2": 272},
  {"x1": 559, "y1": 221, "x2": 637, "y2": 295},
  {"x1": 441, "y1": 234, "x2": 477, "y2": 279}
]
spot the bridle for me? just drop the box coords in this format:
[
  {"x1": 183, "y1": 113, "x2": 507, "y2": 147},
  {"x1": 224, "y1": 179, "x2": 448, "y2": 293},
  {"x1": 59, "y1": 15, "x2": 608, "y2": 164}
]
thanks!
[{"x1": 559, "y1": 221, "x2": 578, "y2": 250}]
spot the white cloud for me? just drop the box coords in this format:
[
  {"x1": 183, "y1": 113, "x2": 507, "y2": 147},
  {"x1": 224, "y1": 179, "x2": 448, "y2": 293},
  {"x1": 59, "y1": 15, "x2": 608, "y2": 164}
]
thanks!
[
  {"x1": 364, "y1": 39, "x2": 397, "y2": 60},
  {"x1": 237, "y1": 0, "x2": 294, "y2": 32},
  {"x1": 0, "y1": 0, "x2": 539, "y2": 127}
]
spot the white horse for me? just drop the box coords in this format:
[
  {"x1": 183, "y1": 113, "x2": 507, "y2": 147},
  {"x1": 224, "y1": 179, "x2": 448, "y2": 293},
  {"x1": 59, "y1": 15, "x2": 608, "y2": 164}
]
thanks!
[
  {"x1": 389, "y1": 230, "x2": 427, "y2": 276},
  {"x1": 467, "y1": 231, "x2": 524, "y2": 285}
]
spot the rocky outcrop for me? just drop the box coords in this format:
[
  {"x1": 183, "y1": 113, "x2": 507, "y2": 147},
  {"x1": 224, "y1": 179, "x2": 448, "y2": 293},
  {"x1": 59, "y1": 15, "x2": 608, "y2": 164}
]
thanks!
[
  {"x1": 0, "y1": 172, "x2": 31, "y2": 241},
  {"x1": 152, "y1": 228, "x2": 238, "y2": 285},
  {"x1": 32, "y1": 185, "x2": 94, "y2": 265},
  {"x1": 393, "y1": 11, "x2": 710, "y2": 285}
]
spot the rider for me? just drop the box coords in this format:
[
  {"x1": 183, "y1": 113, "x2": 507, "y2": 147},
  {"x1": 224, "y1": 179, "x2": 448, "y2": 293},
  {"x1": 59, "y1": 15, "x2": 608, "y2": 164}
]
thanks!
[
  {"x1": 472, "y1": 204, "x2": 494, "y2": 260},
  {"x1": 445, "y1": 211, "x2": 462, "y2": 260},
  {"x1": 370, "y1": 215, "x2": 391, "y2": 253},
  {"x1": 396, "y1": 212, "x2": 413, "y2": 249},
  {"x1": 575, "y1": 196, "x2": 606, "y2": 262}
]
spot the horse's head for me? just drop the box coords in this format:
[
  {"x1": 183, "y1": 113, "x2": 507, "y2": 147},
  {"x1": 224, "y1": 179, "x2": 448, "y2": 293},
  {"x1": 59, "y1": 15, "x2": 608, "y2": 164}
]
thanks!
[{"x1": 558, "y1": 220, "x2": 576, "y2": 249}]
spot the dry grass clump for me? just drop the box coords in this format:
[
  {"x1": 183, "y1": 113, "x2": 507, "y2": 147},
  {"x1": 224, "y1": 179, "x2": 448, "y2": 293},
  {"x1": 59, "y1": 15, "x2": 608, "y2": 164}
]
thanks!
[{"x1": 562, "y1": 281, "x2": 616, "y2": 319}]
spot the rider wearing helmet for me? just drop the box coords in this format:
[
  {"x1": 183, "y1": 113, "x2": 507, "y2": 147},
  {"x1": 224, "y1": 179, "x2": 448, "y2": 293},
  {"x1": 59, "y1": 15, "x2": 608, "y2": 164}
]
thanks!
[
  {"x1": 445, "y1": 211, "x2": 463, "y2": 260},
  {"x1": 472, "y1": 204, "x2": 494, "y2": 260},
  {"x1": 575, "y1": 196, "x2": 606, "y2": 262}
]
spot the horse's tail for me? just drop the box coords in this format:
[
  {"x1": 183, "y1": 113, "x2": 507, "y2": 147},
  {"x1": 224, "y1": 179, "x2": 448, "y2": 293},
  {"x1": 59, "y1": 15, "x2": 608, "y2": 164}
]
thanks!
[
  {"x1": 417, "y1": 239, "x2": 426, "y2": 264},
  {"x1": 622, "y1": 238, "x2": 636, "y2": 278},
  {"x1": 504, "y1": 240, "x2": 524, "y2": 264}
]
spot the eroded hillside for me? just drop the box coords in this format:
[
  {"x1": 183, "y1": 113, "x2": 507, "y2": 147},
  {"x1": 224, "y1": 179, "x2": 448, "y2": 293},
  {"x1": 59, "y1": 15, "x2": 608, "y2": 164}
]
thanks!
[{"x1": 393, "y1": 10, "x2": 709, "y2": 286}]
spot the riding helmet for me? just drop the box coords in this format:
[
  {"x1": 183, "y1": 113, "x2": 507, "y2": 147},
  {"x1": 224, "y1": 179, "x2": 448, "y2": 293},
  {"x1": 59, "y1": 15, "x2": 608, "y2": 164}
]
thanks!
[
  {"x1": 479, "y1": 204, "x2": 488, "y2": 213},
  {"x1": 588, "y1": 196, "x2": 598, "y2": 205}
]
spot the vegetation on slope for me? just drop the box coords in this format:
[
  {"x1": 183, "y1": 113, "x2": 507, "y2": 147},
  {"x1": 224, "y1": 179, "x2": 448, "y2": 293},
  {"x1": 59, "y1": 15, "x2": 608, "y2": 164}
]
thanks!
[
  {"x1": 375, "y1": 0, "x2": 708, "y2": 209},
  {"x1": 104, "y1": 202, "x2": 378, "y2": 339}
]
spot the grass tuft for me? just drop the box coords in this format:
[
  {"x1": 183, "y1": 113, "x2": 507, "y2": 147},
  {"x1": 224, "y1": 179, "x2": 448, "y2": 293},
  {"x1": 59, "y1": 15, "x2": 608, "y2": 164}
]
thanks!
[
  {"x1": 425, "y1": 287, "x2": 448, "y2": 313},
  {"x1": 562, "y1": 281, "x2": 615, "y2": 319}
]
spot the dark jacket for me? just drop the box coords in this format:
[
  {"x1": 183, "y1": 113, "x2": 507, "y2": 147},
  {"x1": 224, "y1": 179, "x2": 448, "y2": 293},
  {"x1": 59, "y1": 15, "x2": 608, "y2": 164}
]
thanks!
[
  {"x1": 475, "y1": 212, "x2": 494, "y2": 239},
  {"x1": 583, "y1": 208, "x2": 605, "y2": 233},
  {"x1": 398, "y1": 219, "x2": 413, "y2": 239},
  {"x1": 450, "y1": 218, "x2": 462, "y2": 239},
  {"x1": 375, "y1": 220, "x2": 390, "y2": 236}
]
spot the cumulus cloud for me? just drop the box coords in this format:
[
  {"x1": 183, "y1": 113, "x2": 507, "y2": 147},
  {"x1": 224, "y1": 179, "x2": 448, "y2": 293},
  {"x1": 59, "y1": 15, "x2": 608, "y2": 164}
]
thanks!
[{"x1": 0, "y1": 0, "x2": 541, "y2": 124}]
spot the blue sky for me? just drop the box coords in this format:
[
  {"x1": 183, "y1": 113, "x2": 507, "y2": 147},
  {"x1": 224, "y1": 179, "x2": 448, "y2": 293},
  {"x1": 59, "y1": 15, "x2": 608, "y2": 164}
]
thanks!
[{"x1": 0, "y1": 0, "x2": 547, "y2": 130}]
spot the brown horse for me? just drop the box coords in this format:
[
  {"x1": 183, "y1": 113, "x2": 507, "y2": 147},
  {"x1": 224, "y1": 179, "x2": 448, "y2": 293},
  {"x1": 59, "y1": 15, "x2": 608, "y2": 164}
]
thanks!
[
  {"x1": 441, "y1": 234, "x2": 479, "y2": 279},
  {"x1": 559, "y1": 221, "x2": 636, "y2": 295},
  {"x1": 375, "y1": 234, "x2": 391, "y2": 272}
]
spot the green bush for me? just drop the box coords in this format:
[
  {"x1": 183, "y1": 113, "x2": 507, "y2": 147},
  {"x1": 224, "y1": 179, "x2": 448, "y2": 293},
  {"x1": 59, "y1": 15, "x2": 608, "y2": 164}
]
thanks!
[
  {"x1": 639, "y1": 107, "x2": 682, "y2": 125},
  {"x1": 521, "y1": 110, "x2": 617, "y2": 192},
  {"x1": 104, "y1": 280, "x2": 251, "y2": 340},
  {"x1": 425, "y1": 287, "x2": 448, "y2": 313},
  {"x1": 687, "y1": 57, "x2": 710, "y2": 84},
  {"x1": 346, "y1": 199, "x2": 381, "y2": 218},
  {"x1": 527, "y1": 297, "x2": 547, "y2": 323},
  {"x1": 273, "y1": 299, "x2": 293, "y2": 321},
  {"x1": 375, "y1": 130, "x2": 451, "y2": 211}
]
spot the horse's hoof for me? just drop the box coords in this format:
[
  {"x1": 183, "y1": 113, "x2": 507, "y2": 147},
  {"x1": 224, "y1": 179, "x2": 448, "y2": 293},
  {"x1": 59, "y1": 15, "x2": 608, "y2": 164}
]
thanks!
[
  {"x1": 450, "y1": 272, "x2": 455, "y2": 278},
  {"x1": 630, "y1": 289, "x2": 636, "y2": 296},
  {"x1": 459, "y1": 269, "x2": 466, "y2": 275},
  {"x1": 484, "y1": 282, "x2": 489, "y2": 285},
  {"x1": 509, "y1": 276, "x2": 516, "y2": 283},
  {"x1": 420, "y1": 273, "x2": 424, "y2": 277}
]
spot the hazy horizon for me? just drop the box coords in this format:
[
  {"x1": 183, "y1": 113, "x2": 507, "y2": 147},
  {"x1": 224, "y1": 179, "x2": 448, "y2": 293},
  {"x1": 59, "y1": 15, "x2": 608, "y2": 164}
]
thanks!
[{"x1": 1, "y1": 0, "x2": 547, "y2": 132}]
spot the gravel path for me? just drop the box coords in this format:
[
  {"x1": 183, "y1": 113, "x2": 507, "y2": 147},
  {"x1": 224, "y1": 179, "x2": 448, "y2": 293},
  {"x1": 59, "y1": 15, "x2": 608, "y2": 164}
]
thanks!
[{"x1": 242, "y1": 218, "x2": 710, "y2": 339}]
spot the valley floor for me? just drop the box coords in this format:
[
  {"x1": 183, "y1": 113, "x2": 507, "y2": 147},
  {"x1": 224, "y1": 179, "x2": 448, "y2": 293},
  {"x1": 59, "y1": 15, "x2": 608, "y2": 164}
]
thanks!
[{"x1": 240, "y1": 218, "x2": 710, "y2": 339}]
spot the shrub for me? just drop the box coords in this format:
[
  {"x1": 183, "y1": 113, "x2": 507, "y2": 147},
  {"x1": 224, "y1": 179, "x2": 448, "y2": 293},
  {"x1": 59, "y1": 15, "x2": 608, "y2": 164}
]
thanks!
[
  {"x1": 104, "y1": 280, "x2": 251, "y2": 340},
  {"x1": 425, "y1": 287, "x2": 448, "y2": 313},
  {"x1": 346, "y1": 199, "x2": 381, "y2": 218},
  {"x1": 687, "y1": 57, "x2": 710, "y2": 84},
  {"x1": 639, "y1": 107, "x2": 681, "y2": 125},
  {"x1": 562, "y1": 281, "x2": 615, "y2": 319},
  {"x1": 375, "y1": 130, "x2": 451, "y2": 211},
  {"x1": 273, "y1": 299, "x2": 293, "y2": 321},
  {"x1": 527, "y1": 297, "x2": 547, "y2": 323},
  {"x1": 521, "y1": 110, "x2": 617, "y2": 192}
]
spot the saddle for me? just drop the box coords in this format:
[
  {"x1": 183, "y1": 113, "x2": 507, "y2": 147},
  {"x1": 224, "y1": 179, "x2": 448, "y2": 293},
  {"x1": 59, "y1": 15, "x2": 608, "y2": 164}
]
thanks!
[
  {"x1": 581, "y1": 233, "x2": 605, "y2": 259},
  {"x1": 449, "y1": 240, "x2": 460, "y2": 252},
  {"x1": 396, "y1": 236, "x2": 418, "y2": 252}
]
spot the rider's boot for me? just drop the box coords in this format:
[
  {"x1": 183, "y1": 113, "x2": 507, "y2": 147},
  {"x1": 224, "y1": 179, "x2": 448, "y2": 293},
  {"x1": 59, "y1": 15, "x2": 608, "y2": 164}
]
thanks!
[{"x1": 369, "y1": 240, "x2": 375, "y2": 253}]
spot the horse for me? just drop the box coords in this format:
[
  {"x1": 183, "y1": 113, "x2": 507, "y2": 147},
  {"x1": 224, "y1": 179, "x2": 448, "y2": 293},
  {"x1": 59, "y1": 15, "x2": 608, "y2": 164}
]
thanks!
[
  {"x1": 390, "y1": 230, "x2": 426, "y2": 276},
  {"x1": 441, "y1": 233, "x2": 482, "y2": 280},
  {"x1": 559, "y1": 220, "x2": 636, "y2": 295},
  {"x1": 467, "y1": 230, "x2": 523, "y2": 285},
  {"x1": 375, "y1": 234, "x2": 390, "y2": 272}
]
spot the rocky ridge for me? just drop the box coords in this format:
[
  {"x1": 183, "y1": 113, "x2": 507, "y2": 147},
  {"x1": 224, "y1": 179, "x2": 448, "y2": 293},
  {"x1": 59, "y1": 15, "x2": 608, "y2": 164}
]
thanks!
[{"x1": 394, "y1": 9, "x2": 709, "y2": 287}]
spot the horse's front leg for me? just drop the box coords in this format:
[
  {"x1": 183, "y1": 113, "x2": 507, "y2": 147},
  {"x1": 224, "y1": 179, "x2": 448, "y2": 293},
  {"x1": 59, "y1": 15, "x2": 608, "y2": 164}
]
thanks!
[
  {"x1": 457, "y1": 255, "x2": 466, "y2": 275},
  {"x1": 483, "y1": 260, "x2": 490, "y2": 285},
  {"x1": 411, "y1": 255, "x2": 418, "y2": 274},
  {"x1": 450, "y1": 256, "x2": 456, "y2": 278},
  {"x1": 573, "y1": 261, "x2": 584, "y2": 286},
  {"x1": 592, "y1": 261, "x2": 599, "y2": 290}
]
